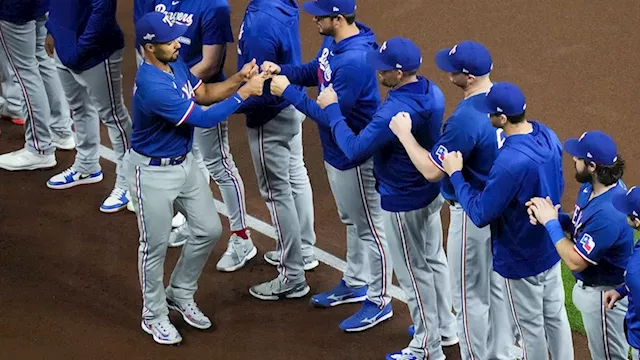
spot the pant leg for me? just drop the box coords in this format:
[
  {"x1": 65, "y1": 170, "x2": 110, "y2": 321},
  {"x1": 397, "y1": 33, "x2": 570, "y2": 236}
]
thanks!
[
  {"x1": 194, "y1": 121, "x2": 247, "y2": 232},
  {"x1": 190, "y1": 137, "x2": 212, "y2": 185},
  {"x1": 542, "y1": 263, "x2": 574, "y2": 359},
  {"x1": 287, "y1": 109, "x2": 316, "y2": 258},
  {"x1": 124, "y1": 150, "x2": 182, "y2": 322},
  {"x1": 503, "y1": 272, "x2": 548, "y2": 360},
  {"x1": 55, "y1": 58, "x2": 101, "y2": 174},
  {"x1": 79, "y1": 48, "x2": 132, "y2": 189},
  {"x1": 167, "y1": 154, "x2": 222, "y2": 302},
  {"x1": 381, "y1": 199, "x2": 446, "y2": 360},
  {"x1": 448, "y1": 203, "x2": 514, "y2": 359},
  {"x1": 324, "y1": 160, "x2": 392, "y2": 307},
  {"x1": 34, "y1": 14, "x2": 72, "y2": 137},
  {"x1": 573, "y1": 283, "x2": 629, "y2": 360},
  {"x1": 0, "y1": 62, "x2": 24, "y2": 118},
  {"x1": 247, "y1": 110, "x2": 305, "y2": 284},
  {"x1": 633, "y1": 348, "x2": 640, "y2": 360},
  {"x1": 0, "y1": 19, "x2": 53, "y2": 154}
]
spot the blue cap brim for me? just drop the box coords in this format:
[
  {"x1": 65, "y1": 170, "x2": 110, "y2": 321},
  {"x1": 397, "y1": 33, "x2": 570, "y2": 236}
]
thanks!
[
  {"x1": 470, "y1": 94, "x2": 494, "y2": 114},
  {"x1": 563, "y1": 138, "x2": 585, "y2": 158},
  {"x1": 366, "y1": 50, "x2": 394, "y2": 71},
  {"x1": 301, "y1": 1, "x2": 331, "y2": 16},
  {"x1": 612, "y1": 192, "x2": 634, "y2": 216},
  {"x1": 434, "y1": 48, "x2": 460, "y2": 73}
]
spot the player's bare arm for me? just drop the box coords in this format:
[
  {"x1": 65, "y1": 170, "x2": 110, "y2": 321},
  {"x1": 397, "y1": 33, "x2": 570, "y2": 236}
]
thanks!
[
  {"x1": 527, "y1": 196, "x2": 589, "y2": 272},
  {"x1": 194, "y1": 59, "x2": 259, "y2": 106},
  {"x1": 190, "y1": 44, "x2": 225, "y2": 82},
  {"x1": 389, "y1": 112, "x2": 445, "y2": 182}
]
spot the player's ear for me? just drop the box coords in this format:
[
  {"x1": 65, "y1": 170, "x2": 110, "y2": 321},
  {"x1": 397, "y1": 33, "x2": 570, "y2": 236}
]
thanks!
[{"x1": 633, "y1": 217, "x2": 640, "y2": 229}]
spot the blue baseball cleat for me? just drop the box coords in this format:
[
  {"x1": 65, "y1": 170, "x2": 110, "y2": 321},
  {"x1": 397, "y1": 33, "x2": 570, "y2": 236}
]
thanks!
[
  {"x1": 310, "y1": 279, "x2": 367, "y2": 307},
  {"x1": 339, "y1": 299, "x2": 393, "y2": 332}
]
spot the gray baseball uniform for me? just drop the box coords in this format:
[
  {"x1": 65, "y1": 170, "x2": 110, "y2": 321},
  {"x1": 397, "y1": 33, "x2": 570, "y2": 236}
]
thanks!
[
  {"x1": 54, "y1": 48, "x2": 132, "y2": 189},
  {"x1": 325, "y1": 159, "x2": 392, "y2": 308},
  {"x1": 124, "y1": 149, "x2": 222, "y2": 321},
  {"x1": 503, "y1": 262, "x2": 574, "y2": 360},
  {"x1": 382, "y1": 195, "x2": 456, "y2": 360},
  {"x1": 573, "y1": 281, "x2": 629, "y2": 359},
  {"x1": 0, "y1": 16, "x2": 54, "y2": 154},
  {"x1": 633, "y1": 348, "x2": 640, "y2": 360},
  {"x1": 447, "y1": 203, "x2": 514, "y2": 359},
  {"x1": 0, "y1": 13, "x2": 73, "y2": 138},
  {"x1": 247, "y1": 105, "x2": 316, "y2": 282}
]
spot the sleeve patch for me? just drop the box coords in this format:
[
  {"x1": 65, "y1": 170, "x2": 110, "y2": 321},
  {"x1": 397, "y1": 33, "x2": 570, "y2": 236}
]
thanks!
[
  {"x1": 579, "y1": 233, "x2": 595, "y2": 254},
  {"x1": 435, "y1": 145, "x2": 449, "y2": 162}
]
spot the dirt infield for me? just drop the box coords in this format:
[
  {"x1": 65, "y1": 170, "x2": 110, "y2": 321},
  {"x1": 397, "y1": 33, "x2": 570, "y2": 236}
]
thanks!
[{"x1": 3, "y1": 0, "x2": 639, "y2": 358}]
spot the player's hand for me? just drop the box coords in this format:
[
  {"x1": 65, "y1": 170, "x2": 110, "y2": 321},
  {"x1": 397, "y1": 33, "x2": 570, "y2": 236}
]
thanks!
[
  {"x1": 261, "y1": 61, "x2": 281, "y2": 75},
  {"x1": 603, "y1": 289, "x2": 622, "y2": 309},
  {"x1": 316, "y1": 84, "x2": 338, "y2": 109},
  {"x1": 238, "y1": 73, "x2": 266, "y2": 99},
  {"x1": 269, "y1": 75, "x2": 290, "y2": 97},
  {"x1": 442, "y1": 151, "x2": 464, "y2": 176},
  {"x1": 389, "y1": 112, "x2": 413, "y2": 139},
  {"x1": 238, "y1": 58, "x2": 259, "y2": 81},
  {"x1": 527, "y1": 196, "x2": 560, "y2": 226},
  {"x1": 45, "y1": 34, "x2": 55, "y2": 58}
]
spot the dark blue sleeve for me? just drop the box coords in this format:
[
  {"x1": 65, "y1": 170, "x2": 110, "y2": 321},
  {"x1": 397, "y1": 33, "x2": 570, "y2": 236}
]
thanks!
[
  {"x1": 449, "y1": 163, "x2": 520, "y2": 227},
  {"x1": 201, "y1": 4, "x2": 234, "y2": 45},
  {"x1": 236, "y1": 26, "x2": 278, "y2": 112},
  {"x1": 143, "y1": 81, "x2": 242, "y2": 128},
  {"x1": 573, "y1": 217, "x2": 617, "y2": 265},
  {"x1": 75, "y1": 0, "x2": 116, "y2": 65},
  {"x1": 429, "y1": 121, "x2": 478, "y2": 171},
  {"x1": 559, "y1": 212, "x2": 573, "y2": 233},
  {"x1": 325, "y1": 103, "x2": 395, "y2": 162},
  {"x1": 279, "y1": 60, "x2": 319, "y2": 87}
]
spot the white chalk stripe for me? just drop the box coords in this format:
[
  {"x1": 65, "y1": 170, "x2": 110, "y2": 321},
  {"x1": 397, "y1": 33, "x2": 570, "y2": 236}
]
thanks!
[{"x1": 99, "y1": 145, "x2": 407, "y2": 303}]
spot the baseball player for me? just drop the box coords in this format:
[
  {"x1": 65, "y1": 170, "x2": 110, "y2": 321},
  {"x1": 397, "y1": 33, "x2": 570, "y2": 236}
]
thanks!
[
  {"x1": 45, "y1": 0, "x2": 133, "y2": 213},
  {"x1": 135, "y1": 1, "x2": 255, "y2": 270},
  {"x1": 128, "y1": 11, "x2": 264, "y2": 345},
  {"x1": 264, "y1": 0, "x2": 393, "y2": 331},
  {"x1": 440, "y1": 82, "x2": 574, "y2": 360},
  {"x1": 527, "y1": 130, "x2": 633, "y2": 359},
  {"x1": 606, "y1": 186, "x2": 640, "y2": 360},
  {"x1": 389, "y1": 40, "x2": 513, "y2": 359},
  {"x1": 315, "y1": 37, "x2": 457, "y2": 360},
  {"x1": 0, "y1": 0, "x2": 76, "y2": 171},
  {"x1": 236, "y1": 0, "x2": 320, "y2": 280}
]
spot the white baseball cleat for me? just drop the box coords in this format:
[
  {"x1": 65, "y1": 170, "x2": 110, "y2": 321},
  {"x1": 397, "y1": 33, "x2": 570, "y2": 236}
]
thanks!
[
  {"x1": 171, "y1": 212, "x2": 186, "y2": 228},
  {"x1": 0, "y1": 148, "x2": 56, "y2": 171},
  {"x1": 167, "y1": 298, "x2": 212, "y2": 330},
  {"x1": 168, "y1": 223, "x2": 189, "y2": 247},
  {"x1": 51, "y1": 132, "x2": 76, "y2": 150},
  {"x1": 216, "y1": 233, "x2": 258, "y2": 272},
  {"x1": 141, "y1": 319, "x2": 182, "y2": 345}
]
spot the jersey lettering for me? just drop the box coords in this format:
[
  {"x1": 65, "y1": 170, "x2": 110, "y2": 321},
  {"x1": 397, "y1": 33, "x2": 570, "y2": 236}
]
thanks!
[
  {"x1": 318, "y1": 48, "x2": 332, "y2": 89},
  {"x1": 237, "y1": 22, "x2": 244, "y2": 55},
  {"x1": 496, "y1": 128, "x2": 506, "y2": 149},
  {"x1": 572, "y1": 204, "x2": 584, "y2": 238},
  {"x1": 155, "y1": 4, "x2": 194, "y2": 27}
]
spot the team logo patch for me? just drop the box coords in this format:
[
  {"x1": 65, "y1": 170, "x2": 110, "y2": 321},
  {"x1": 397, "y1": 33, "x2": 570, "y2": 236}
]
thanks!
[
  {"x1": 579, "y1": 233, "x2": 595, "y2": 254},
  {"x1": 435, "y1": 145, "x2": 448, "y2": 162}
]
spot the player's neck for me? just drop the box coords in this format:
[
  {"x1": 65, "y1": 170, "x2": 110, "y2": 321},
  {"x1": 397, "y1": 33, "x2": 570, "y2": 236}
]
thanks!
[
  {"x1": 464, "y1": 79, "x2": 492, "y2": 99},
  {"x1": 146, "y1": 55, "x2": 171, "y2": 73},
  {"x1": 502, "y1": 121, "x2": 533, "y2": 137},
  {"x1": 333, "y1": 23, "x2": 360, "y2": 43},
  {"x1": 393, "y1": 75, "x2": 419, "y2": 90},
  {"x1": 590, "y1": 181, "x2": 616, "y2": 198}
]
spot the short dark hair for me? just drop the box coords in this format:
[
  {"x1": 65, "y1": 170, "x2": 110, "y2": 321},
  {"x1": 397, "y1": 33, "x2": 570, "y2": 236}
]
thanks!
[
  {"x1": 490, "y1": 111, "x2": 526, "y2": 124},
  {"x1": 342, "y1": 13, "x2": 356, "y2": 24},
  {"x1": 593, "y1": 155, "x2": 625, "y2": 186},
  {"x1": 402, "y1": 69, "x2": 418, "y2": 77}
]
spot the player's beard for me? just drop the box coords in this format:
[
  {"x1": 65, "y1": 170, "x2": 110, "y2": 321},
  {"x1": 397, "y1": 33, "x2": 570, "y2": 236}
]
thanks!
[
  {"x1": 319, "y1": 24, "x2": 336, "y2": 37},
  {"x1": 574, "y1": 166, "x2": 592, "y2": 183}
]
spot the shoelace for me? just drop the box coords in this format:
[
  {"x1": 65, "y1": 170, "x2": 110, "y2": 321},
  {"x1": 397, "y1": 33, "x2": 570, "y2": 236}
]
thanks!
[
  {"x1": 225, "y1": 235, "x2": 246, "y2": 256},
  {"x1": 184, "y1": 301, "x2": 204, "y2": 317},
  {"x1": 110, "y1": 188, "x2": 127, "y2": 199},
  {"x1": 60, "y1": 167, "x2": 76, "y2": 177}
]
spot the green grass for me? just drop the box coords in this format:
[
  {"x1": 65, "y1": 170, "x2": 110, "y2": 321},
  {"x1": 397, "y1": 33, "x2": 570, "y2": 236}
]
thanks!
[{"x1": 563, "y1": 230, "x2": 640, "y2": 335}]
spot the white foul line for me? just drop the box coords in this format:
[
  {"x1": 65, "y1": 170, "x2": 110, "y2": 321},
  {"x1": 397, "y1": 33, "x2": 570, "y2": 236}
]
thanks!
[{"x1": 99, "y1": 145, "x2": 407, "y2": 303}]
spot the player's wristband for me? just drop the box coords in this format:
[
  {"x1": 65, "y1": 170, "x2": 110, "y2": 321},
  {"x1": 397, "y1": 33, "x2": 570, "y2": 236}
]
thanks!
[{"x1": 544, "y1": 219, "x2": 565, "y2": 246}]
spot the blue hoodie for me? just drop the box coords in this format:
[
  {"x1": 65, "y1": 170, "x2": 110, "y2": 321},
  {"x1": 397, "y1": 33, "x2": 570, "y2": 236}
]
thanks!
[
  {"x1": 617, "y1": 241, "x2": 640, "y2": 349},
  {"x1": 450, "y1": 121, "x2": 565, "y2": 279},
  {"x1": 280, "y1": 22, "x2": 381, "y2": 170},
  {"x1": 236, "y1": 0, "x2": 304, "y2": 128},
  {"x1": 46, "y1": 0, "x2": 124, "y2": 72},
  {"x1": 0, "y1": 0, "x2": 48, "y2": 23},
  {"x1": 323, "y1": 77, "x2": 444, "y2": 212}
]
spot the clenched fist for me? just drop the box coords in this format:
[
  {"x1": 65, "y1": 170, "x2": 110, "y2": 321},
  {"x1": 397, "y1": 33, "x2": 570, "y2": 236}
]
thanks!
[
  {"x1": 260, "y1": 61, "x2": 281, "y2": 75},
  {"x1": 316, "y1": 84, "x2": 338, "y2": 109},
  {"x1": 389, "y1": 112, "x2": 413, "y2": 139},
  {"x1": 270, "y1": 75, "x2": 290, "y2": 97},
  {"x1": 238, "y1": 58, "x2": 259, "y2": 82}
]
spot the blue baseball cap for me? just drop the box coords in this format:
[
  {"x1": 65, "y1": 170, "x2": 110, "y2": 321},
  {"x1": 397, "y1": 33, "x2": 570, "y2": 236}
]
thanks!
[
  {"x1": 472, "y1": 82, "x2": 527, "y2": 116},
  {"x1": 612, "y1": 186, "x2": 640, "y2": 218},
  {"x1": 564, "y1": 131, "x2": 618, "y2": 165},
  {"x1": 366, "y1": 37, "x2": 422, "y2": 72},
  {"x1": 135, "y1": 11, "x2": 187, "y2": 46},
  {"x1": 302, "y1": 0, "x2": 356, "y2": 16},
  {"x1": 434, "y1": 41, "x2": 493, "y2": 76}
]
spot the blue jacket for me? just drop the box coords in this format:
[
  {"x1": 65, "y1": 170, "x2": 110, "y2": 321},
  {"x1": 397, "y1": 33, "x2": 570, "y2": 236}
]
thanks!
[
  {"x1": 236, "y1": 0, "x2": 303, "y2": 128},
  {"x1": 450, "y1": 121, "x2": 565, "y2": 279},
  {"x1": 324, "y1": 77, "x2": 444, "y2": 212},
  {"x1": 280, "y1": 22, "x2": 380, "y2": 170},
  {"x1": 0, "y1": 0, "x2": 48, "y2": 23},
  {"x1": 46, "y1": 0, "x2": 124, "y2": 72}
]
